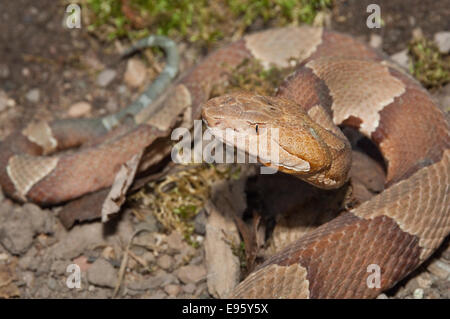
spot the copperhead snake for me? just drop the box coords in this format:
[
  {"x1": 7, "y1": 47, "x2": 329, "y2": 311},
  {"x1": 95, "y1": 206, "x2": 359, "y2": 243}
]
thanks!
[{"x1": 0, "y1": 26, "x2": 449, "y2": 298}]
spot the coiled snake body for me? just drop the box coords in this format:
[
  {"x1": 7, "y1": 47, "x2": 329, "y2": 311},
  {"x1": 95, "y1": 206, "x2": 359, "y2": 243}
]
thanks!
[{"x1": 0, "y1": 27, "x2": 449, "y2": 298}]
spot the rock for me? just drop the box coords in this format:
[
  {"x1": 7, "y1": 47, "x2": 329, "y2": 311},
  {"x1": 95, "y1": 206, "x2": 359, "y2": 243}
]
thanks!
[
  {"x1": 47, "y1": 277, "x2": 58, "y2": 290},
  {"x1": 166, "y1": 231, "x2": 186, "y2": 253},
  {"x1": 135, "y1": 214, "x2": 160, "y2": 234},
  {"x1": 391, "y1": 49, "x2": 409, "y2": 70},
  {"x1": 195, "y1": 282, "x2": 209, "y2": 297},
  {"x1": 81, "y1": 53, "x2": 105, "y2": 71},
  {"x1": 87, "y1": 258, "x2": 117, "y2": 288},
  {"x1": 68, "y1": 101, "x2": 92, "y2": 117},
  {"x1": 50, "y1": 259, "x2": 71, "y2": 276},
  {"x1": 24, "y1": 203, "x2": 54, "y2": 234},
  {"x1": 413, "y1": 288, "x2": 424, "y2": 299},
  {"x1": 36, "y1": 258, "x2": 52, "y2": 275},
  {"x1": 190, "y1": 254, "x2": 204, "y2": 266},
  {"x1": 118, "y1": 85, "x2": 128, "y2": 96},
  {"x1": 51, "y1": 217, "x2": 133, "y2": 259},
  {"x1": 0, "y1": 204, "x2": 52, "y2": 255},
  {"x1": 204, "y1": 180, "x2": 244, "y2": 298},
  {"x1": 0, "y1": 90, "x2": 9, "y2": 112},
  {"x1": 0, "y1": 64, "x2": 10, "y2": 78},
  {"x1": 427, "y1": 259, "x2": 450, "y2": 279},
  {"x1": 21, "y1": 271, "x2": 35, "y2": 288},
  {"x1": 157, "y1": 255, "x2": 173, "y2": 270},
  {"x1": 434, "y1": 32, "x2": 450, "y2": 54},
  {"x1": 164, "y1": 284, "x2": 181, "y2": 297},
  {"x1": 435, "y1": 278, "x2": 450, "y2": 298},
  {"x1": 22, "y1": 68, "x2": 31, "y2": 77},
  {"x1": 194, "y1": 209, "x2": 206, "y2": 235},
  {"x1": 176, "y1": 264, "x2": 206, "y2": 284},
  {"x1": 25, "y1": 88, "x2": 40, "y2": 103},
  {"x1": 416, "y1": 272, "x2": 433, "y2": 289},
  {"x1": 73, "y1": 255, "x2": 92, "y2": 272},
  {"x1": 124, "y1": 58, "x2": 147, "y2": 88},
  {"x1": 183, "y1": 283, "x2": 196, "y2": 294},
  {"x1": 51, "y1": 223, "x2": 106, "y2": 259},
  {"x1": 412, "y1": 27, "x2": 423, "y2": 40},
  {"x1": 128, "y1": 273, "x2": 177, "y2": 290},
  {"x1": 369, "y1": 34, "x2": 383, "y2": 49},
  {"x1": 376, "y1": 293, "x2": 388, "y2": 299},
  {"x1": 312, "y1": 11, "x2": 331, "y2": 28},
  {"x1": 426, "y1": 289, "x2": 441, "y2": 299},
  {"x1": 96, "y1": 69, "x2": 117, "y2": 87},
  {"x1": 148, "y1": 290, "x2": 167, "y2": 299},
  {"x1": 34, "y1": 285, "x2": 51, "y2": 298},
  {"x1": 442, "y1": 242, "x2": 450, "y2": 262},
  {"x1": 142, "y1": 251, "x2": 156, "y2": 265},
  {"x1": 18, "y1": 247, "x2": 40, "y2": 270},
  {"x1": 105, "y1": 98, "x2": 118, "y2": 113},
  {"x1": 432, "y1": 83, "x2": 450, "y2": 117}
]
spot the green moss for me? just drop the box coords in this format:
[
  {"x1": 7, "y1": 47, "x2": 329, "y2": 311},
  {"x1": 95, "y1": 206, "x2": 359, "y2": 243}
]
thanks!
[
  {"x1": 210, "y1": 57, "x2": 298, "y2": 100},
  {"x1": 228, "y1": 0, "x2": 333, "y2": 26},
  {"x1": 173, "y1": 204, "x2": 198, "y2": 220},
  {"x1": 231, "y1": 240, "x2": 247, "y2": 270},
  {"x1": 85, "y1": 0, "x2": 333, "y2": 45},
  {"x1": 129, "y1": 164, "x2": 242, "y2": 248},
  {"x1": 409, "y1": 37, "x2": 450, "y2": 88},
  {"x1": 85, "y1": 0, "x2": 130, "y2": 40}
]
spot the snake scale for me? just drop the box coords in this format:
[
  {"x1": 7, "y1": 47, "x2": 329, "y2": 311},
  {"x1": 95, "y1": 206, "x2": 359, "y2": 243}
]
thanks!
[{"x1": 0, "y1": 26, "x2": 449, "y2": 298}]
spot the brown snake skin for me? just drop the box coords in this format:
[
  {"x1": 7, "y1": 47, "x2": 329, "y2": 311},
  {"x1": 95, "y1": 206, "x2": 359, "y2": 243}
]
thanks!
[{"x1": 0, "y1": 26, "x2": 449, "y2": 298}]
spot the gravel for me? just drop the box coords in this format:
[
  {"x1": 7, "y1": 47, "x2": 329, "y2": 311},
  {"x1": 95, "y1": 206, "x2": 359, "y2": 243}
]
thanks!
[
  {"x1": 25, "y1": 88, "x2": 40, "y2": 103},
  {"x1": 96, "y1": 69, "x2": 117, "y2": 87},
  {"x1": 176, "y1": 264, "x2": 207, "y2": 284},
  {"x1": 87, "y1": 258, "x2": 117, "y2": 289}
]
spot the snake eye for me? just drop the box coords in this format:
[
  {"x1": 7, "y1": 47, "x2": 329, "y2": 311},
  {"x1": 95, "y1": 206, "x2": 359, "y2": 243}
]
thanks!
[{"x1": 255, "y1": 124, "x2": 258, "y2": 133}]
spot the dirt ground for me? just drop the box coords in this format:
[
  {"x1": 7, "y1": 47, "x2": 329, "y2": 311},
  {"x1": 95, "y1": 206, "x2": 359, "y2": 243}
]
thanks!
[{"x1": 0, "y1": 0, "x2": 449, "y2": 299}]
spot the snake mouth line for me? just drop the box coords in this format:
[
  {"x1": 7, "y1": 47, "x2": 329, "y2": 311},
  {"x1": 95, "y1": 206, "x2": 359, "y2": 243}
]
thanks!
[{"x1": 200, "y1": 122, "x2": 311, "y2": 173}]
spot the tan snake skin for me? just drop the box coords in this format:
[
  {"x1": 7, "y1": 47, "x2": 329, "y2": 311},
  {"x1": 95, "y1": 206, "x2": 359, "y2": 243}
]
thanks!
[{"x1": 0, "y1": 26, "x2": 449, "y2": 298}]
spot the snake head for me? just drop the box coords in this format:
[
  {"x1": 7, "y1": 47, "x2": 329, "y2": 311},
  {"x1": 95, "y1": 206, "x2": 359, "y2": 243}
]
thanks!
[{"x1": 202, "y1": 91, "x2": 333, "y2": 176}]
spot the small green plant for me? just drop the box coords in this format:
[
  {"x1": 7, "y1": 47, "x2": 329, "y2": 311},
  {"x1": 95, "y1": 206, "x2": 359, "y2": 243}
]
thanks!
[
  {"x1": 228, "y1": 0, "x2": 333, "y2": 26},
  {"x1": 85, "y1": 0, "x2": 333, "y2": 45},
  {"x1": 85, "y1": 0, "x2": 130, "y2": 40},
  {"x1": 231, "y1": 240, "x2": 247, "y2": 270},
  {"x1": 130, "y1": 164, "x2": 241, "y2": 248},
  {"x1": 409, "y1": 37, "x2": 450, "y2": 88}
]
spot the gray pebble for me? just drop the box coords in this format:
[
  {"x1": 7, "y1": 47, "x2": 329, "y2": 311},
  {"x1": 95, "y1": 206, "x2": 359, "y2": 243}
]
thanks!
[
  {"x1": 369, "y1": 34, "x2": 383, "y2": 49},
  {"x1": 391, "y1": 49, "x2": 409, "y2": 70},
  {"x1": 0, "y1": 64, "x2": 10, "y2": 78},
  {"x1": 176, "y1": 264, "x2": 206, "y2": 284},
  {"x1": 194, "y1": 209, "x2": 206, "y2": 235},
  {"x1": 128, "y1": 273, "x2": 178, "y2": 291},
  {"x1": 25, "y1": 88, "x2": 40, "y2": 103},
  {"x1": 96, "y1": 69, "x2": 117, "y2": 87},
  {"x1": 157, "y1": 254, "x2": 174, "y2": 270},
  {"x1": 434, "y1": 31, "x2": 450, "y2": 54},
  {"x1": 87, "y1": 258, "x2": 117, "y2": 288},
  {"x1": 0, "y1": 90, "x2": 9, "y2": 112},
  {"x1": 183, "y1": 283, "x2": 196, "y2": 294},
  {"x1": 47, "y1": 277, "x2": 58, "y2": 290}
]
